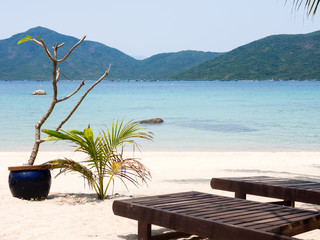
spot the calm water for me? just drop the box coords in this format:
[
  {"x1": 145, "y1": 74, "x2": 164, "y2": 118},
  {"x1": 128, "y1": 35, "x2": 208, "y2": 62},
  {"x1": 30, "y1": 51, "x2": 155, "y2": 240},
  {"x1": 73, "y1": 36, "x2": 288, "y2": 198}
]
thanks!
[{"x1": 0, "y1": 80, "x2": 319, "y2": 151}]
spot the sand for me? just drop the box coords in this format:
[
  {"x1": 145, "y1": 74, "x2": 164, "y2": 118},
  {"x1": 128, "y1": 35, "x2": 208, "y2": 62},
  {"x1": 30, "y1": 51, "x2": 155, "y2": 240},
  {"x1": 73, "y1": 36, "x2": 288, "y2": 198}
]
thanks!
[{"x1": 1, "y1": 151, "x2": 320, "y2": 240}]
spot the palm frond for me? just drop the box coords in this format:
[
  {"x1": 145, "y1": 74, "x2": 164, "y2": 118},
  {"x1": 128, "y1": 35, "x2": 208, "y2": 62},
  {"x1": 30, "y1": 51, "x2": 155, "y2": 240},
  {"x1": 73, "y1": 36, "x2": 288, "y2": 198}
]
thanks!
[
  {"x1": 103, "y1": 119, "x2": 153, "y2": 150},
  {"x1": 292, "y1": 0, "x2": 320, "y2": 15},
  {"x1": 44, "y1": 120, "x2": 153, "y2": 200},
  {"x1": 46, "y1": 158, "x2": 97, "y2": 190}
]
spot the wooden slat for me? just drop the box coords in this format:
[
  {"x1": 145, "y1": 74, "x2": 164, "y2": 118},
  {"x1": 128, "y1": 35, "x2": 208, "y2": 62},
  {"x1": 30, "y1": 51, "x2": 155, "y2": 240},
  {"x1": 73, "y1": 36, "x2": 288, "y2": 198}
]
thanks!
[
  {"x1": 215, "y1": 176, "x2": 320, "y2": 188},
  {"x1": 204, "y1": 206, "x2": 306, "y2": 223},
  {"x1": 233, "y1": 211, "x2": 319, "y2": 228},
  {"x1": 185, "y1": 200, "x2": 284, "y2": 218},
  {"x1": 157, "y1": 197, "x2": 246, "y2": 211}
]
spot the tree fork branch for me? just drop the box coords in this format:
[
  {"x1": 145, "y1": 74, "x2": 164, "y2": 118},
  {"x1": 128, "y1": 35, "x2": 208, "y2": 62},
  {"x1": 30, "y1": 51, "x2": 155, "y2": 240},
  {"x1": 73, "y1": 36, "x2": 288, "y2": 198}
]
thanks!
[
  {"x1": 57, "y1": 80, "x2": 85, "y2": 102},
  {"x1": 32, "y1": 38, "x2": 55, "y2": 62},
  {"x1": 58, "y1": 36, "x2": 86, "y2": 63},
  {"x1": 57, "y1": 42, "x2": 65, "y2": 49},
  {"x1": 31, "y1": 39, "x2": 43, "y2": 47},
  {"x1": 56, "y1": 67, "x2": 110, "y2": 131}
]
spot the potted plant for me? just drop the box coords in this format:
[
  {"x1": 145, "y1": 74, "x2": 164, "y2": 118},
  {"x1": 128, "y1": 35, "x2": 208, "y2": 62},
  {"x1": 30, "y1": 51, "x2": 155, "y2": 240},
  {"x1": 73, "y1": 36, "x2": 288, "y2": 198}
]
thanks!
[
  {"x1": 42, "y1": 120, "x2": 153, "y2": 200},
  {"x1": 8, "y1": 34, "x2": 110, "y2": 200}
]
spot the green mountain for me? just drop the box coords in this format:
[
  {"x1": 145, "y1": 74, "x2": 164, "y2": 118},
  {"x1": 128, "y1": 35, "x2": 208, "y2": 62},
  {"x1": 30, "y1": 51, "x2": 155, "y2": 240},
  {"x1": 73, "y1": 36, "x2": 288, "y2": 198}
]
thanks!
[
  {"x1": 0, "y1": 27, "x2": 137, "y2": 80},
  {"x1": 0, "y1": 27, "x2": 220, "y2": 80},
  {"x1": 136, "y1": 51, "x2": 221, "y2": 79},
  {"x1": 171, "y1": 31, "x2": 320, "y2": 80}
]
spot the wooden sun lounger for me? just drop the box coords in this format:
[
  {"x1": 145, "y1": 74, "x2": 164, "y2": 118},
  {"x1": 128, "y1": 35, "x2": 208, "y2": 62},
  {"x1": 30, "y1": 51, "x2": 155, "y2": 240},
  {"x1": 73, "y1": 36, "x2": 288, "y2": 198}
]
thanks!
[
  {"x1": 112, "y1": 191, "x2": 320, "y2": 240},
  {"x1": 211, "y1": 176, "x2": 320, "y2": 207}
]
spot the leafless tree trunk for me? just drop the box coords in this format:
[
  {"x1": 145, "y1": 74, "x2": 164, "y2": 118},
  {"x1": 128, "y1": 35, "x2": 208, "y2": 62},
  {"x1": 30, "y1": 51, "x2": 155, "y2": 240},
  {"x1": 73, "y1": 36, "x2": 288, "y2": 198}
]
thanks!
[{"x1": 27, "y1": 36, "x2": 110, "y2": 165}]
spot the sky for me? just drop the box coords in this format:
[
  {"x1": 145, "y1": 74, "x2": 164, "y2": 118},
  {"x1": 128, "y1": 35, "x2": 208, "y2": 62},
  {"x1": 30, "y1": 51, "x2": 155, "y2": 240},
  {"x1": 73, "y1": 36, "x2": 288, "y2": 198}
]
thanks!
[{"x1": 1, "y1": 0, "x2": 320, "y2": 59}]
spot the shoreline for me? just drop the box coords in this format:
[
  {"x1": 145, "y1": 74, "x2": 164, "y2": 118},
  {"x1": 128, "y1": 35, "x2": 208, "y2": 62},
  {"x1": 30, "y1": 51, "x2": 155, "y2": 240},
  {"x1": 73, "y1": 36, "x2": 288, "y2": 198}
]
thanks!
[
  {"x1": 1, "y1": 151, "x2": 320, "y2": 239},
  {"x1": 2, "y1": 147, "x2": 320, "y2": 152}
]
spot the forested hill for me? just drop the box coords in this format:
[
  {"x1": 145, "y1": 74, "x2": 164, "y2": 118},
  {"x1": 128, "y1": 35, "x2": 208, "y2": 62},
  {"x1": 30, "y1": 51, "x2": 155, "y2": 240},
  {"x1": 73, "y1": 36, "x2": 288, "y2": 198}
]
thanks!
[
  {"x1": 137, "y1": 51, "x2": 221, "y2": 79},
  {"x1": 0, "y1": 27, "x2": 221, "y2": 80},
  {"x1": 2, "y1": 27, "x2": 320, "y2": 81},
  {"x1": 171, "y1": 31, "x2": 320, "y2": 80}
]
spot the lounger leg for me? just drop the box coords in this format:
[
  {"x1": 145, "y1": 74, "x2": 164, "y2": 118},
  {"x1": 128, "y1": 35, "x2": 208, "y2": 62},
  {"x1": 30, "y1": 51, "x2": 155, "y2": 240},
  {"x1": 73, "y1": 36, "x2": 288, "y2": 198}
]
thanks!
[
  {"x1": 138, "y1": 221, "x2": 151, "y2": 240},
  {"x1": 284, "y1": 200, "x2": 295, "y2": 207},
  {"x1": 235, "y1": 191, "x2": 246, "y2": 199}
]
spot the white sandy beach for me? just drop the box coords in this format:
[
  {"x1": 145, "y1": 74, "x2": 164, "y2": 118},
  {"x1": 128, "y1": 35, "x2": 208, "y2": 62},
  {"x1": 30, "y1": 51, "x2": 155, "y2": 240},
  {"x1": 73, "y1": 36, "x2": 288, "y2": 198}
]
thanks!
[{"x1": 1, "y1": 151, "x2": 320, "y2": 240}]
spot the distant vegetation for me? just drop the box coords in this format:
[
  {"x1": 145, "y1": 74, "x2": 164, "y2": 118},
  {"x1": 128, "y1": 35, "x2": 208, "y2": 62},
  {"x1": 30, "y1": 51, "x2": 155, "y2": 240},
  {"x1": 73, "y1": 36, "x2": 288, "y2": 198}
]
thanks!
[
  {"x1": 0, "y1": 27, "x2": 220, "y2": 80},
  {"x1": 171, "y1": 31, "x2": 320, "y2": 80},
  {"x1": 1, "y1": 26, "x2": 320, "y2": 81},
  {"x1": 137, "y1": 51, "x2": 221, "y2": 79}
]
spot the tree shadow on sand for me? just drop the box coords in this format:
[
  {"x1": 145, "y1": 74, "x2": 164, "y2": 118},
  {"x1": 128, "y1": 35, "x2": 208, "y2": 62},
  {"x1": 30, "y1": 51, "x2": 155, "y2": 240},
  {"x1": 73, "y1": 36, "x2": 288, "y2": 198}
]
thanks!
[
  {"x1": 118, "y1": 228, "x2": 208, "y2": 240},
  {"x1": 47, "y1": 192, "x2": 136, "y2": 205},
  {"x1": 47, "y1": 193, "x2": 102, "y2": 205},
  {"x1": 163, "y1": 178, "x2": 211, "y2": 184}
]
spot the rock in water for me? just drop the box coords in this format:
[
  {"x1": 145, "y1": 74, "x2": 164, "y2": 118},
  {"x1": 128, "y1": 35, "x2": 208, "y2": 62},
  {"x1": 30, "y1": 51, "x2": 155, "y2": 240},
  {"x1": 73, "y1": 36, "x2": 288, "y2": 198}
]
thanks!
[
  {"x1": 32, "y1": 90, "x2": 46, "y2": 95},
  {"x1": 138, "y1": 118, "x2": 164, "y2": 124}
]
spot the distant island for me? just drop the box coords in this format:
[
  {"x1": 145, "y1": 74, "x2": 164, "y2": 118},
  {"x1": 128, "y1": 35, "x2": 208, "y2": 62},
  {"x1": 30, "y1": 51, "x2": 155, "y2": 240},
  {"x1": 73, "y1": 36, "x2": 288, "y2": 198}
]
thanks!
[
  {"x1": 0, "y1": 26, "x2": 320, "y2": 80},
  {"x1": 172, "y1": 31, "x2": 320, "y2": 80}
]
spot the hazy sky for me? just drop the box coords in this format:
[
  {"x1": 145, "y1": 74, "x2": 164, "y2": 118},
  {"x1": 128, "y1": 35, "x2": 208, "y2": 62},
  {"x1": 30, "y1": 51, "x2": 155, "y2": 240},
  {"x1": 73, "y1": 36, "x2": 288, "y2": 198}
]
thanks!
[{"x1": 1, "y1": 0, "x2": 320, "y2": 58}]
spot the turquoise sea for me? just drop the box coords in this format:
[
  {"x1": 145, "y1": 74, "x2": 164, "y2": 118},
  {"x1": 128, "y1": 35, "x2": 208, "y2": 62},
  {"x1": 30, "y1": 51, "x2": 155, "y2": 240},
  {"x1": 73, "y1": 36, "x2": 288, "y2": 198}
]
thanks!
[{"x1": 0, "y1": 80, "x2": 319, "y2": 152}]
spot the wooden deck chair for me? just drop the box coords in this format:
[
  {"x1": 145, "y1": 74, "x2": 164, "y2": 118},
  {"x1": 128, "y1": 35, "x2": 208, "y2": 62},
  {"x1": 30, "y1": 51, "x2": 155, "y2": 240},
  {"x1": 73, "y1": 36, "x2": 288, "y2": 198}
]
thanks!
[{"x1": 113, "y1": 191, "x2": 320, "y2": 240}]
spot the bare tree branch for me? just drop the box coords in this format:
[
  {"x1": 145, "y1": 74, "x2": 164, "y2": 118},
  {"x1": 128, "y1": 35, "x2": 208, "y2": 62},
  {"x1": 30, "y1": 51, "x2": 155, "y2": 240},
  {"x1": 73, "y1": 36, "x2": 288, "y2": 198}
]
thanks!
[
  {"x1": 56, "y1": 67, "x2": 110, "y2": 131},
  {"x1": 57, "y1": 43, "x2": 65, "y2": 49},
  {"x1": 28, "y1": 61, "x2": 58, "y2": 165},
  {"x1": 54, "y1": 44, "x2": 57, "y2": 59},
  {"x1": 57, "y1": 80, "x2": 85, "y2": 103},
  {"x1": 58, "y1": 36, "x2": 86, "y2": 63},
  {"x1": 58, "y1": 71, "x2": 74, "y2": 81},
  {"x1": 26, "y1": 34, "x2": 108, "y2": 165},
  {"x1": 34, "y1": 38, "x2": 55, "y2": 62},
  {"x1": 31, "y1": 39, "x2": 43, "y2": 47},
  {"x1": 56, "y1": 68, "x2": 61, "y2": 82}
]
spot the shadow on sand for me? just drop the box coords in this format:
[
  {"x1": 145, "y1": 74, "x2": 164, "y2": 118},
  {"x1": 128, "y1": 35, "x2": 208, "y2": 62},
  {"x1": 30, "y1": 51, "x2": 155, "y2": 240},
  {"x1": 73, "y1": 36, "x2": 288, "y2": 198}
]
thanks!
[
  {"x1": 47, "y1": 192, "x2": 132, "y2": 205},
  {"x1": 118, "y1": 228, "x2": 208, "y2": 240}
]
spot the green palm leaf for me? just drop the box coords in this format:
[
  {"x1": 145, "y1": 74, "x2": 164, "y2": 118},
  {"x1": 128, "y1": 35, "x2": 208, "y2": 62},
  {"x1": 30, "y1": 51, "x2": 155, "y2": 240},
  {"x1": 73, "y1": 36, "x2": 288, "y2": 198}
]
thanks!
[
  {"x1": 46, "y1": 158, "x2": 97, "y2": 191},
  {"x1": 292, "y1": 0, "x2": 320, "y2": 15},
  {"x1": 43, "y1": 120, "x2": 153, "y2": 200}
]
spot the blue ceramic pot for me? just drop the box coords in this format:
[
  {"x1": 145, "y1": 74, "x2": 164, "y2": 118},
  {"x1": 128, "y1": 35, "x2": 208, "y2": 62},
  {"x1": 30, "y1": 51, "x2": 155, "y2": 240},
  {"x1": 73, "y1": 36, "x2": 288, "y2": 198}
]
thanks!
[{"x1": 9, "y1": 169, "x2": 51, "y2": 200}]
